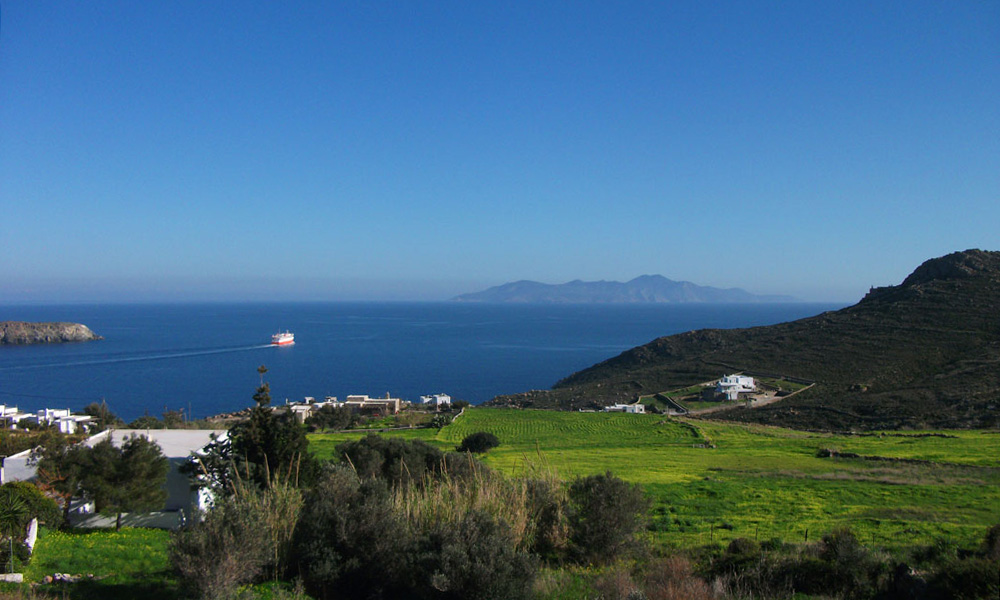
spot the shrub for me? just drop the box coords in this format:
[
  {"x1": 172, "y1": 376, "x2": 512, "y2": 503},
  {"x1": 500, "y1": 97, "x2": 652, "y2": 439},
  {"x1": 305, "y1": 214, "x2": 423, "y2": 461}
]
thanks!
[
  {"x1": 170, "y1": 477, "x2": 302, "y2": 600},
  {"x1": 338, "y1": 434, "x2": 447, "y2": 486},
  {"x1": 337, "y1": 434, "x2": 484, "y2": 488},
  {"x1": 567, "y1": 472, "x2": 650, "y2": 565},
  {"x1": 294, "y1": 464, "x2": 537, "y2": 600},
  {"x1": 293, "y1": 466, "x2": 411, "y2": 599},
  {"x1": 643, "y1": 556, "x2": 714, "y2": 600},
  {"x1": 456, "y1": 431, "x2": 501, "y2": 454},
  {"x1": 524, "y1": 475, "x2": 569, "y2": 561},
  {"x1": 983, "y1": 523, "x2": 1000, "y2": 560},
  {"x1": 592, "y1": 563, "x2": 642, "y2": 600},
  {"x1": 411, "y1": 509, "x2": 538, "y2": 600},
  {"x1": 927, "y1": 557, "x2": 1000, "y2": 600},
  {"x1": 726, "y1": 537, "x2": 760, "y2": 556},
  {"x1": 305, "y1": 405, "x2": 354, "y2": 432}
]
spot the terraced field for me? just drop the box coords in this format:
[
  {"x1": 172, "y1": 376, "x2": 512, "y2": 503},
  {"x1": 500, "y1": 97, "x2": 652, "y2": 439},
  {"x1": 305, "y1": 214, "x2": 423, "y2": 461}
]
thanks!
[{"x1": 309, "y1": 408, "x2": 1000, "y2": 550}]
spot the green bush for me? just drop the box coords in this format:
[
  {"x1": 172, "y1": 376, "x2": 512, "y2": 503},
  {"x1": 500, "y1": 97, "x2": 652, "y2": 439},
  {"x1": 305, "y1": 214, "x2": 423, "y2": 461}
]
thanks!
[
  {"x1": 456, "y1": 431, "x2": 501, "y2": 454},
  {"x1": 983, "y1": 523, "x2": 1000, "y2": 560},
  {"x1": 293, "y1": 466, "x2": 410, "y2": 599},
  {"x1": 170, "y1": 479, "x2": 302, "y2": 600},
  {"x1": 412, "y1": 509, "x2": 538, "y2": 600},
  {"x1": 567, "y1": 472, "x2": 650, "y2": 565},
  {"x1": 293, "y1": 465, "x2": 537, "y2": 600},
  {"x1": 726, "y1": 537, "x2": 760, "y2": 556},
  {"x1": 927, "y1": 557, "x2": 1000, "y2": 600}
]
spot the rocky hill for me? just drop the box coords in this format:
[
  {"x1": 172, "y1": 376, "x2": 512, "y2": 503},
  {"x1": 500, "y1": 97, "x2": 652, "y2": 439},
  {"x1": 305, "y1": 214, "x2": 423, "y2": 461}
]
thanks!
[
  {"x1": 453, "y1": 275, "x2": 794, "y2": 303},
  {"x1": 486, "y1": 250, "x2": 1000, "y2": 430},
  {"x1": 0, "y1": 321, "x2": 102, "y2": 345}
]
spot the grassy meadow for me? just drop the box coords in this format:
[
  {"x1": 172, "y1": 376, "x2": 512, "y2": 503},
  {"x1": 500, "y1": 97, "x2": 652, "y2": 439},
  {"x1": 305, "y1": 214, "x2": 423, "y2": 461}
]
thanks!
[{"x1": 310, "y1": 408, "x2": 1000, "y2": 550}]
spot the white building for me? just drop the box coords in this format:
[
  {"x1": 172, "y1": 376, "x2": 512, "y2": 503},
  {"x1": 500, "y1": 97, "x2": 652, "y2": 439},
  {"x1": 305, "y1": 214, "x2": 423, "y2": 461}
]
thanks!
[
  {"x1": 0, "y1": 405, "x2": 34, "y2": 429},
  {"x1": 344, "y1": 394, "x2": 401, "y2": 414},
  {"x1": 285, "y1": 397, "x2": 340, "y2": 423},
  {"x1": 1, "y1": 428, "x2": 227, "y2": 529},
  {"x1": 35, "y1": 408, "x2": 93, "y2": 434},
  {"x1": 420, "y1": 393, "x2": 451, "y2": 407},
  {"x1": 716, "y1": 375, "x2": 756, "y2": 401},
  {"x1": 604, "y1": 403, "x2": 646, "y2": 414}
]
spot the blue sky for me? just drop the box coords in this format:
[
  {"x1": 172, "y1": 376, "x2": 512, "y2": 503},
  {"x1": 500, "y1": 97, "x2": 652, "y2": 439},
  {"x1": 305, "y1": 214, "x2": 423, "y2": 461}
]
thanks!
[{"x1": 1, "y1": 1, "x2": 997, "y2": 303}]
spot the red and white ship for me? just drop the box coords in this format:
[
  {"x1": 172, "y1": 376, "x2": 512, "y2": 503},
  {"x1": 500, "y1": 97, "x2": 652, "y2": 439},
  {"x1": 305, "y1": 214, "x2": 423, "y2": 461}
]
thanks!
[{"x1": 271, "y1": 331, "x2": 295, "y2": 346}]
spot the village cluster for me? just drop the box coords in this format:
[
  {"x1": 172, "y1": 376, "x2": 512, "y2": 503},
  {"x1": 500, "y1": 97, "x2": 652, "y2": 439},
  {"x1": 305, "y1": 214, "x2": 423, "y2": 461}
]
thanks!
[
  {"x1": 282, "y1": 392, "x2": 452, "y2": 422},
  {"x1": 0, "y1": 377, "x2": 759, "y2": 532}
]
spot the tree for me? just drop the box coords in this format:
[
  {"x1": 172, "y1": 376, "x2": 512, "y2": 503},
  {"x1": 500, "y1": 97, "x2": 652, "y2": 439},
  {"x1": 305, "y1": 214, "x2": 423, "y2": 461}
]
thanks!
[
  {"x1": 31, "y1": 436, "x2": 93, "y2": 525},
  {"x1": 83, "y1": 400, "x2": 124, "y2": 431},
  {"x1": 305, "y1": 405, "x2": 355, "y2": 432},
  {"x1": 189, "y1": 366, "x2": 319, "y2": 492},
  {"x1": 567, "y1": 472, "x2": 650, "y2": 565},
  {"x1": 81, "y1": 435, "x2": 169, "y2": 530},
  {"x1": 456, "y1": 431, "x2": 500, "y2": 454},
  {"x1": 0, "y1": 482, "x2": 60, "y2": 573},
  {"x1": 0, "y1": 487, "x2": 28, "y2": 573}
]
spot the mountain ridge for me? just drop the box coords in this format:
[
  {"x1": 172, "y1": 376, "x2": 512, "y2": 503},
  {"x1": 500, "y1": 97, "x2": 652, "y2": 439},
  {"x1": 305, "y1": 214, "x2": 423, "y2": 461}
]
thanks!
[
  {"x1": 453, "y1": 275, "x2": 795, "y2": 304},
  {"x1": 486, "y1": 249, "x2": 1000, "y2": 430}
]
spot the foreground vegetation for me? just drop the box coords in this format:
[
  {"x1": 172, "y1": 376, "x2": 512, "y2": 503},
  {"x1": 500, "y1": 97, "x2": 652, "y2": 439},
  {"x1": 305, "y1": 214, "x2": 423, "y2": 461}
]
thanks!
[
  {"x1": 312, "y1": 409, "x2": 1000, "y2": 550},
  {"x1": 5, "y1": 407, "x2": 997, "y2": 599}
]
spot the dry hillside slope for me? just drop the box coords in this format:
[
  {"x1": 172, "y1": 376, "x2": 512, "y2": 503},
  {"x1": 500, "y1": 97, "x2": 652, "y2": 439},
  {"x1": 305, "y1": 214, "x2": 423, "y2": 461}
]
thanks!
[{"x1": 487, "y1": 249, "x2": 1000, "y2": 430}]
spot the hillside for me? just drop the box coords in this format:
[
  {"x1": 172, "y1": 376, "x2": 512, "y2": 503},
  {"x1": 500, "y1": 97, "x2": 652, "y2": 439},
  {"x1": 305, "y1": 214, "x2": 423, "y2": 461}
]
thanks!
[
  {"x1": 486, "y1": 250, "x2": 1000, "y2": 430},
  {"x1": 453, "y1": 275, "x2": 795, "y2": 303},
  {"x1": 0, "y1": 321, "x2": 102, "y2": 345}
]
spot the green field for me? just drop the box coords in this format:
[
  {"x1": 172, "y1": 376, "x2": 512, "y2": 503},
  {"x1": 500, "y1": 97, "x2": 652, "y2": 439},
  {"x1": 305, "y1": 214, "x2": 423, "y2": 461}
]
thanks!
[
  {"x1": 310, "y1": 408, "x2": 1000, "y2": 550},
  {"x1": 19, "y1": 528, "x2": 177, "y2": 599}
]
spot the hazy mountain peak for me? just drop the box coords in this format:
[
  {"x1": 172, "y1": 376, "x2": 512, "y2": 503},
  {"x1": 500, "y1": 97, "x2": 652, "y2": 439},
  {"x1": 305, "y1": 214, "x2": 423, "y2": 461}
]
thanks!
[{"x1": 453, "y1": 276, "x2": 795, "y2": 304}]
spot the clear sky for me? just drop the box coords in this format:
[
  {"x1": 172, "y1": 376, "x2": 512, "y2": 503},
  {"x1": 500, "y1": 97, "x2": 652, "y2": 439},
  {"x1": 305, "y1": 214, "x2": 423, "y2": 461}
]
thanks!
[{"x1": 1, "y1": 1, "x2": 997, "y2": 303}]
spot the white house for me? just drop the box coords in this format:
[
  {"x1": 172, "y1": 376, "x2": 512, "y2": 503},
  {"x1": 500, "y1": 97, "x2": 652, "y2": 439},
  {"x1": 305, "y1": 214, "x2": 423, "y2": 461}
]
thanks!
[
  {"x1": 716, "y1": 375, "x2": 756, "y2": 401},
  {"x1": 285, "y1": 397, "x2": 340, "y2": 423},
  {"x1": 604, "y1": 403, "x2": 646, "y2": 414},
  {"x1": 0, "y1": 405, "x2": 34, "y2": 429},
  {"x1": 420, "y1": 393, "x2": 451, "y2": 407},
  {"x1": 75, "y1": 429, "x2": 229, "y2": 528},
  {"x1": 344, "y1": 394, "x2": 401, "y2": 414},
  {"x1": 35, "y1": 409, "x2": 93, "y2": 434},
  {"x1": 1, "y1": 428, "x2": 227, "y2": 529}
]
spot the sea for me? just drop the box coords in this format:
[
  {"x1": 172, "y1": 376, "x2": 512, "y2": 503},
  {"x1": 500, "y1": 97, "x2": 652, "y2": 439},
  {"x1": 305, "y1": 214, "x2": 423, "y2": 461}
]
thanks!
[{"x1": 0, "y1": 302, "x2": 843, "y2": 422}]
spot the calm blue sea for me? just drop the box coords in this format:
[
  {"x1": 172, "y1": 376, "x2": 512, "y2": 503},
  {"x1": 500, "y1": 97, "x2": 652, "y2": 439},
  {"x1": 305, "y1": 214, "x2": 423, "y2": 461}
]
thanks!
[{"x1": 0, "y1": 302, "x2": 842, "y2": 422}]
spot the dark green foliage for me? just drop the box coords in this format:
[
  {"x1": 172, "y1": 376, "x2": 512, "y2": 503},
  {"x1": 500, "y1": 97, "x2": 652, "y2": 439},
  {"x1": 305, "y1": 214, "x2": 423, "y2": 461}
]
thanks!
[
  {"x1": 567, "y1": 471, "x2": 650, "y2": 565},
  {"x1": 726, "y1": 537, "x2": 760, "y2": 556},
  {"x1": 31, "y1": 435, "x2": 92, "y2": 524},
  {"x1": 128, "y1": 415, "x2": 165, "y2": 429},
  {"x1": 430, "y1": 414, "x2": 452, "y2": 429},
  {"x1": 817, "y1": 527, "x2": 886, "y2": 598},
  {"x1": 83, "y1": 435, "x2": 170, "y2": 530},
  {"x1": 336, "y1": 434, "x2": 467, "y2": 487},
  {"x1": 411, "y1": 509, "x2": 538, "y2": 600},
  {"x1": 82, "y1": 400, "x2": 124, "y2": 431},
  {"x1": 293, "y1": 466, "x2": 410, "y2": 599},
  {"x1": 170, "y1": 479, "x2": 302, "y2": 600},
  {"x1": 451, "y1": 400, "x2": 470, "y2": 410},
  {"x1": 293, "y1": 466, "x2": 537, "y2": 600},
  {"x1": 982, "y1": 523, "x2": 1000, "y2": 560},
  {"x1": 304, "y1": 404, "x2": 354, "y2": 431},
  {"x1": 456, "y1": 431, "x2": 501, "y2": 454},
  {"x1": 0, "y1": 482, "x2": 60, "y2": 527},
  {"x1": 192, "y1": 368, "x2": 320, "y2": 491},
  {"x1": 524, "y1": 476, "x2": 569, "y2": 561},
  {"x1": 927, "y1": 557, "x2": 1000, "y2": 600}
]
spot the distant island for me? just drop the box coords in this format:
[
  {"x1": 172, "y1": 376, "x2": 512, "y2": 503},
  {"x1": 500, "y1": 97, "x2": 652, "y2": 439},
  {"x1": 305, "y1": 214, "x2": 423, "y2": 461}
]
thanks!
[
  {"x1": 0, "y1": 321, "x2": 102, "y2": 345},
  {"x1": 453, "y1": 275, "x2": 796, "y2": 304}
]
